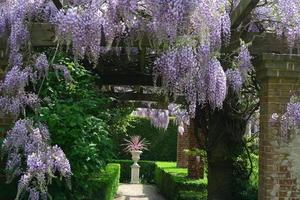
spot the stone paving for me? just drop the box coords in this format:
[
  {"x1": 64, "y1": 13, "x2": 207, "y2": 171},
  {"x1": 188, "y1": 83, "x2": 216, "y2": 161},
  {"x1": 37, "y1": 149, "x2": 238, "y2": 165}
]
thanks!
[{"x1": 114, "y1": 184, "x2": 167, "y2": 200}]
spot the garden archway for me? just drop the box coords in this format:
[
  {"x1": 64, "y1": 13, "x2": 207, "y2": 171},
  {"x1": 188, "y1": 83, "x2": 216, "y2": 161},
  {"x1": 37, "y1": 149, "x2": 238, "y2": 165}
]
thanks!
[{"x1": 1, "y1": 1, "x2": 300, "y2": 199}]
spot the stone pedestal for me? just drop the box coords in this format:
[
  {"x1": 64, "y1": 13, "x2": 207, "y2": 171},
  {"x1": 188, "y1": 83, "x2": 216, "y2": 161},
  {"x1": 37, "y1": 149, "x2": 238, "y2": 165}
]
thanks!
[
  {"x1": 130, "y1": 163, "x2": 140, "y2": 184},
  {"x1": 130, "y1": 150, "x2": 142, "y2": 184}
]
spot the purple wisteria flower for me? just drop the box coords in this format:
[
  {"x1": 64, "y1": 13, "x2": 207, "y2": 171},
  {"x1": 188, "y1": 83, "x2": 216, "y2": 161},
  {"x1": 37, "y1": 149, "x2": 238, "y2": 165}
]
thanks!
[
  {"x1": 34, "y1": 53, "x2": 49, "y2": 79},
  {"x1": 2, "y1": 120, "x2": 72, "y2": 200}
]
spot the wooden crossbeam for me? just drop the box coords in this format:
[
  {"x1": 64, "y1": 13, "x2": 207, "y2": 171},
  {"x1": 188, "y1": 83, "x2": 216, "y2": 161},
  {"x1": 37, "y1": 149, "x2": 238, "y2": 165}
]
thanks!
[
  {"x1": 231, "y1": 0, "x2": 260, "y2": 29},
  {"x1": 52, "y1": 0, "x2": 63, "y2": 10},
  {"x1": 0, "y1": 23, "x2": 293, "y2": 56},
  {"x1": 99, "y1": 73, "x2": 159, "y2": 86},
  {"x1": 118, "y1": 101, "x2": 169, "y2": 109},
  {"x1": 104, "y1": 92, "x2": 185, "y2": 104}
]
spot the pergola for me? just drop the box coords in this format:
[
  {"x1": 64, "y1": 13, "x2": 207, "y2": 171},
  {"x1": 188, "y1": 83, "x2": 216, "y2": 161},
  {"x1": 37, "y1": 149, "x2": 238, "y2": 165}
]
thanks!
[{"x1": 1, "y1": 0, "x2": 300, "y2": 199}]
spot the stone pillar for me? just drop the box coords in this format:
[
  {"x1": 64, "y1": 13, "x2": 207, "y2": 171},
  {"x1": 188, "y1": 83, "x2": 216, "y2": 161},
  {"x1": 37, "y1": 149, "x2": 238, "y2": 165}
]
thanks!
[
  {"x1": 187, "y1": 119, "x2": 204, "y2": 179},
  {"x1": 130, "y1": 151, "x2": 142, "y2": 184},
  {"x1": 177, "y1": 124, "x2": 189, "y2": 168},
  {"x1": 257, "y1": 53, "x2": 300, "y2": 200},
  {"x1": 130, "y1": 163, "x2": 140, "y2": 184}
]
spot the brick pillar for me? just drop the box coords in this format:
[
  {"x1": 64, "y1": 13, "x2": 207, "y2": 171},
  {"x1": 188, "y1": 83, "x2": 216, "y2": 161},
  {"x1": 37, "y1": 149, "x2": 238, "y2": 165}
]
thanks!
[
  {"x1": 257, "y1": 53, "x2": 300, "y2": 200},
  {"x1": 187, "y1": 119, "x2": 204, "y2": 179},
  {"x1": 177, "y1": 124, "x2": 189, "y2": 168}
]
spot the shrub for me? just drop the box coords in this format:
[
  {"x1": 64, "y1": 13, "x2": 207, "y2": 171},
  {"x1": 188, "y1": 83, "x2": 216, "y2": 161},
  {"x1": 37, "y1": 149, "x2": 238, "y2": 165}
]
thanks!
[
  {"x1": 177, "y1": 191, "x2": 207, "y2": 200},
  {"x1": 90, "y1": 163, "x2": 121, "y2": 200},
  {"x1": 112, "y1": 117, "x2": 178, "y2": 161},
  {"x1": 232, "y1": 138, "x2": 259, "y2": 200},
  {"x1": 31, "y1": 54, "x2": 132, "y2": 200},
  {"x1": 154, "y1": 162, "x2": 207, "y2": 200},
  {"x1": 111, "y1": 160, "x2": 156, "y2": 183}
]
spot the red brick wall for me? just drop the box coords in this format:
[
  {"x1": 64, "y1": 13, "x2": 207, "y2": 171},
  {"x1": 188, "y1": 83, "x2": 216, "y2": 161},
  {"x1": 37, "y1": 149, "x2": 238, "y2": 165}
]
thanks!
[
  {"x1": 177, "y1": 124, "x2": 189, "y2": 168},
  {"x1": 176, "y1": 120, "x2": 205, "y2": 179},
  {"x1": 187, "y1": 119, "x2": 204, "y2": 179},
  {"x1": 257, "y1": 54, "x2": 300, "y2": 200}
]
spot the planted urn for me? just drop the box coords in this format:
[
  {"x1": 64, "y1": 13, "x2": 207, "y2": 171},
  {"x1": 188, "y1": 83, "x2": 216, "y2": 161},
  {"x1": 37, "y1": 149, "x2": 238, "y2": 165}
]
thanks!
[{"x1": 123, "y1": 136, "x2": 149, "y2": 184}]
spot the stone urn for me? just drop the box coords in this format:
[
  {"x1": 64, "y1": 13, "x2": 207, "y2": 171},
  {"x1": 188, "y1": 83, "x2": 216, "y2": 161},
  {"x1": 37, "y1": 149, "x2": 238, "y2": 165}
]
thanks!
[{"x1": 130, "y1": 150, "x2": 142, "y2": 184}]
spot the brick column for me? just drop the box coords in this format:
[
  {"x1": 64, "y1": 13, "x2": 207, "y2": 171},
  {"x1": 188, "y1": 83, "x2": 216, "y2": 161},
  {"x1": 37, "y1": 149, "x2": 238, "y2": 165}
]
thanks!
[
  {"x1": 177, "y1": 124, "x2": 189, "y2": 168},
  {"x1": 187, "y1": 119, "x2": 204, "y2": 179},
  {"x1": 257, "y1": 53, "x2": 300, "y2": 200}
]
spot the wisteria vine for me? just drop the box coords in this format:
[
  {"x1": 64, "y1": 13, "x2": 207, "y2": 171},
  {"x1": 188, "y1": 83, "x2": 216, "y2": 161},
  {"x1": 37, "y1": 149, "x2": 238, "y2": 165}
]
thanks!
[{"x1": 1, "y1": 0, "x2": 300, "y2": 199}]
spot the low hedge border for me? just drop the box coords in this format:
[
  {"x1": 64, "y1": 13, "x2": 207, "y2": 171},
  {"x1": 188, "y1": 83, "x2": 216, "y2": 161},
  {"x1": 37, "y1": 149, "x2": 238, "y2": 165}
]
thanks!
[
  {"x1": 90, "y1": 163, "x2": 121, "y2": 200},
  {"x1": 111, "y1": 160, "x2": 156, "y2": 183},
  {"x1": 154, "y1": 162, "x2": 207, "y2": 200},
  {"x1": 0, "y1": 163, "x2": 120, "y2": 200}
]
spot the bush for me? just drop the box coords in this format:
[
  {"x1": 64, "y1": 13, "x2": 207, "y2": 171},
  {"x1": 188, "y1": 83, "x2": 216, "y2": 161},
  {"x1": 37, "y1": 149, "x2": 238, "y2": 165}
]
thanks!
[
  {"x1": 177, "y1": 191, "x2": 207, "y2": 200},
  {"x1": 232, "y1": 138, "x2": 259, "y2": 200},
  {"x1": 0, "y1": 163, "x2": 120, "y2": 200},
  {"x1": 31, "y1": 54, "x2": 132, "y2": 200},
  {"x1": 112, "y1": 117, "x2": 178, "y2": 161},
  {"x1": 90, "y1": 163, "x2": 121, "y2": 200},
  {"x1": 154, "y1": 162, "x2": 207, "y2": 200},
  {"x1": 111, "y1": 160, "x2": 156, "y2": 183}
]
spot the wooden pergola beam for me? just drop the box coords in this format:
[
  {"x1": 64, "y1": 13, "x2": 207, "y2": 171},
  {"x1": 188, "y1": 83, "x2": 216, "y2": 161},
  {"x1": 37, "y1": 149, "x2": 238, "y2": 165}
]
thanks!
[
  {"x1": 104, "y1": 92, "x2": 185, "y2": 104},
  {"x1": 118, "y1": 101, "x2": 169, "y2": 109},
  {"x1": 99, "y1": 73, "x2": 159, "y2": 86},
  {"x1": 0, "y1": 23, "x2": 292, "y2": 56},
  {"x1": 52, "y1": 0, "x2": 63, "y2": 10},
  {"x1": 231, "y1": 0, "x2": 260, "y2": 29}
]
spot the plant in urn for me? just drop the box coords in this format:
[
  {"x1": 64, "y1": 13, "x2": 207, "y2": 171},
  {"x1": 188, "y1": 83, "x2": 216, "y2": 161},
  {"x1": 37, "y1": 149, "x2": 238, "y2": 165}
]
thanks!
[{"x1": 123, "y1": 136, "x2": 149, "y2": 184}]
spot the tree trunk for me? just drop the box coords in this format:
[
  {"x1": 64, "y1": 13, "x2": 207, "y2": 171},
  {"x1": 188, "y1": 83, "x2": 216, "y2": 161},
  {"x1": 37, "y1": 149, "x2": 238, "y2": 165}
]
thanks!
[
  {"x1": 195, "y1": 104, "x2": 247, "y2": 200},
  {"x1": 207, "y1": 138, "x2": 233, "y2": 200}
]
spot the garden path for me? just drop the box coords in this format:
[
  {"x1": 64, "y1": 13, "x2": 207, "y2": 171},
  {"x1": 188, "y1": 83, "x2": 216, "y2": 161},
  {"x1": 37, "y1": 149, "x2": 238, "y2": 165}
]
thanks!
[{"x1": 114, "y1": 184, "x2": 167, "y2": 200}]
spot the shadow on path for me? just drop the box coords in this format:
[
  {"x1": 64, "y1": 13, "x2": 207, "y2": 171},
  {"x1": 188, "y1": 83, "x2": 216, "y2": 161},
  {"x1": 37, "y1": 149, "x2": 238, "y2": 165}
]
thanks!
[{"x1": 114, "y1": 184, "x2": 167, "y2": 200}]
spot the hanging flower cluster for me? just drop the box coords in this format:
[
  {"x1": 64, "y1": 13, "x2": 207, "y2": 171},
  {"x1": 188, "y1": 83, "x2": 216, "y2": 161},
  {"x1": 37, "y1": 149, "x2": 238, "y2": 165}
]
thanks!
[
  {"x1": 226, "y1": 43, "x2": 252, "y2": 93},
  {"x1": 2, "y1": 120, "x2": 71, "y2": 200},
  {"x1": 272, "y1": 96, "x2": 300, "y2": 141},
  {"x1": 133, "y1": 104, "x2": 189, "y2": 134},
  {"x1": 0, "y1": 52, "x2": 72, "y2": 200},
  {"x1": 154, "y1": 47, "x2": 227, "y2": 115}
]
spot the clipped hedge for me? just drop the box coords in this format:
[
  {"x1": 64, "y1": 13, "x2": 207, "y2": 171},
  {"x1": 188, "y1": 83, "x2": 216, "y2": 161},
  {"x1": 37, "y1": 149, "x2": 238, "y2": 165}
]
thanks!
[
  {"x1": 111, "y1": 160, "x2": 156, "y2": 183},
  {"x1": 154, "y1": 162, "x2": 207, "y2": 200},
  {"x1": 0, "y1": 163, "x2": 120, "y2": 200},
  {"x1": 112, "y1": 116, "x2": 178, "y2": 161},
  {"x1": 90, "y1": 163, "x2": 121, "y2": 200}
]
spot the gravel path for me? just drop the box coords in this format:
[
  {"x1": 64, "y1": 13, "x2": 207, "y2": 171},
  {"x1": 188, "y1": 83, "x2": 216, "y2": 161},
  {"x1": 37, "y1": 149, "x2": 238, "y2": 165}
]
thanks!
[{"x1": 114, "y1": 184, "x2": 167, "y2": 200}]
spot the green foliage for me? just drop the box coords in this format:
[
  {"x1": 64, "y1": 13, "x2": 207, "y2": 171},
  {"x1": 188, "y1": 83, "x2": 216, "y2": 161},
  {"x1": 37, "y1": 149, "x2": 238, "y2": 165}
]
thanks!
[
  {"x1": 90, "y1": 163, "x2": 121, "y2": 200},
  {"x1": 0, "y1": 180, "x2": 16, "y2": 200},
  {"x1": 111, "y1": 160, "x2": 156, "y2": 183},
  {"x1": 177, "y1": 191, "x2": 207, "y2": 200},
  {"x1": 154, "y1": 162, "x2": 207, "y2": 200},
  {"x1": 112, "y1": 116, "x2": 178, "y2": 161},
  {"x1": 232, "y1": 137, "x2": 258, "y2": 200},
  {"x1": 31, "y1": 55, "x2": 132, "y2": 200}
]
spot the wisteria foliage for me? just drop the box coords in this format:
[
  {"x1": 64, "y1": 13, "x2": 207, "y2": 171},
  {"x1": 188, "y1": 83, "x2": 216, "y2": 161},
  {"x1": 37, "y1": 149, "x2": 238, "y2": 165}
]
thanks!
[{"x1": 1, "y1": 0, "x2": 300, "y2": 199}]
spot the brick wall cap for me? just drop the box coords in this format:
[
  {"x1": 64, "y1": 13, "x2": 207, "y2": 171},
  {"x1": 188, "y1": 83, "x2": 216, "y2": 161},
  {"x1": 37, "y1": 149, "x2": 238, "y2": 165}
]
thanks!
[{"x1": 261, "y1": 53, "x2": 300, "y2": 62}]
